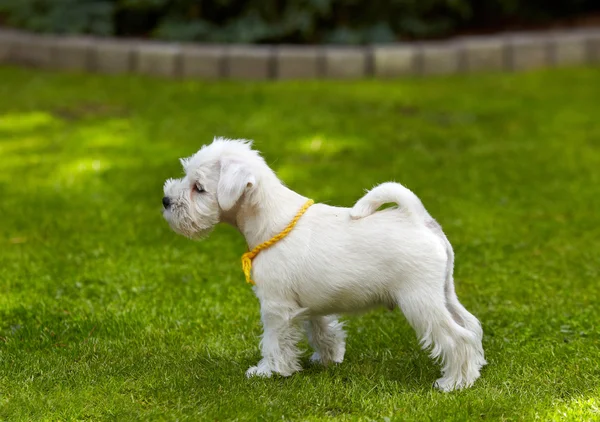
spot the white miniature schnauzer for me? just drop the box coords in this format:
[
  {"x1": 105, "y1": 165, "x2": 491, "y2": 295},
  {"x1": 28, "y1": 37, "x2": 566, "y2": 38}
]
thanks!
[{"x1": 162, "y1": 138, "x2": 486, "y2": 391}]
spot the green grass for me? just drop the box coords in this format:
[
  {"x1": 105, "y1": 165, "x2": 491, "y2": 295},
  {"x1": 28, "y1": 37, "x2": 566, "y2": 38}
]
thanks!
[{"x1": 0, "y1": 66, "x2": 599, "y2": 421}]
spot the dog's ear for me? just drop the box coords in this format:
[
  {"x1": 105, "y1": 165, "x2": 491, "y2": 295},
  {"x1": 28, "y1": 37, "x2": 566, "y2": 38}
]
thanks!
[{"x1": 217, "y1": 158, "x2": 256, "y2": 211}]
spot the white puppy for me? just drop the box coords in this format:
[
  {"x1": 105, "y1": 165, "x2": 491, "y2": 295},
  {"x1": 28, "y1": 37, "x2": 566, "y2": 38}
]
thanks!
[{"x1": 162, "y1": 138, "x2": 486, "y2": 391}]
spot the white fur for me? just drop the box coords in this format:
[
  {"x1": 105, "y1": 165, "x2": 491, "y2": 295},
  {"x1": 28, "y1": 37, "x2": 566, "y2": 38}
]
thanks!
[{"x1": 163, "y1": 138, "x2": 486, "y2": 391}]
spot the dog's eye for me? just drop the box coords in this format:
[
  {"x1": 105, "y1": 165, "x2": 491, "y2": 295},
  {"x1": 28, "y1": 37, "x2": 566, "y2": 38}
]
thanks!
[{"x1": 194, "y1": 183, "x2": 206, "y2": 193}]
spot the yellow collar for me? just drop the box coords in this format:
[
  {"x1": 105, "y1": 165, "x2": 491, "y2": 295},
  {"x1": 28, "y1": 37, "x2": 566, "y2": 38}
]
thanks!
[{"x1": 241, "y1": 199, "x2": 314, "y2": 285}]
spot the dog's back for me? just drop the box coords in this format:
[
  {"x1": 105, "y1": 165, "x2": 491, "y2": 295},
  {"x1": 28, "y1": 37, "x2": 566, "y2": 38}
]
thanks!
[{"x1": 252, "y1": 197, "x2": 448, "y2": 315}]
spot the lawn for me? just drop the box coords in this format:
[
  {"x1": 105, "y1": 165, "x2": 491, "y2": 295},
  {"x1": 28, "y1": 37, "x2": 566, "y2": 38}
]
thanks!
[{"x1": 0, "y1": 66, "x2": 599, "y2": 421}]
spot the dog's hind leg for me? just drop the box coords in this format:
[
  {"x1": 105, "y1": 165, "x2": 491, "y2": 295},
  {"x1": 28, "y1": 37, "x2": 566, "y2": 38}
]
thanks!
[
  {"x1": 305, "y1": 315, "x2": 346, "y2": 365},
  {"x1": 444, "y1": 286, "x2": 484, "y2": 346},
  {"x1": 432, "y1": 220, "x2": 485, "y2": 354},
  {"x1": 394, "y1": 282, "x2": 485, "y2": 392}
]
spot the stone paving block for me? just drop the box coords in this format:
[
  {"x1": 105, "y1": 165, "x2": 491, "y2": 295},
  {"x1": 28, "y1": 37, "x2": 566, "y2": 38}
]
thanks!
[
  {"x1": 52, "y1": 37, "x2": 93, "y2": 71},
  {"x1": 461, "y1": 36, "x2": 506, "y2": 72},
  {"x1": 181, "y1": 45, "x2": 223, "y2": 79},
  {"x1": 551, "y1": 31, "x2": 588, "y2": 66},
  {"x1": 7, "y1": 33, "x2": 55, "y2": 67},
  {"x1": 276, "y1": 46, "x2": 319, "y2": 79},
  {"x1": 508, "y1": 34, "x2": 551, "y2": 70},
  {"x1": 24, "y1": 39, "x2": 55, "y2": 68},
  {"x1": 323, "y1": 47, "x2": 367, "y2": 79},
  {"x1": 0, "y1": 30, "x2": 18, "y2": 63},
  {"x1": 586, "y1": 29, "x2": 600, "y2": 63},
  {"x1": 373, "y1": 45, "x2": 416, "y2": 77},
  {"x1": 93, "y1": 40, "x2": 133, "y2": 74},
  {"x1": 420, "y1": 42, "x2": 460, "y2": 75},
  {"x1": 136, "y1": 43, "x2": 181, "y2": 78},
  {"x1": 227, "y1": 46, "x2": 273, "y2": 80}
]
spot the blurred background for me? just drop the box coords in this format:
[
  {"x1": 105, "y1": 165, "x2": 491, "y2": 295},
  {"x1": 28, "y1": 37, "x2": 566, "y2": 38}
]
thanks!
[{"x1": 0, "y1": 0, "x2": 599, "y2": 44}]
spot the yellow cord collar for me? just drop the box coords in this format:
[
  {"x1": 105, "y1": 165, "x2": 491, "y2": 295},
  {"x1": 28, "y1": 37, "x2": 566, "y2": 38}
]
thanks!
[{"x1": 241, "y1": 199, "x2": 314, "y2": 285}]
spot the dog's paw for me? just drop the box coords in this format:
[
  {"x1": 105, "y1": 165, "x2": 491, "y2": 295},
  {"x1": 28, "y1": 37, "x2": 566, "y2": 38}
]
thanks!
[
  {"x1": 309, "y1": 352, "x2": 323, "y2": 364},
  {"x1": 246, "y1": 365, "x2": 273, "y2": 378},
  {"x1": 433, "y1": 376, "x2": 473, "y2": 392},
  {"x1": 433, "y1": 377, "x2": 456, "y2": 392},
  {"x1": 309, "y1": 351, "x2": 344, "y2": 366},
  {"x1": 331, "y1": 350, "x2": 345, "y2": 364}
]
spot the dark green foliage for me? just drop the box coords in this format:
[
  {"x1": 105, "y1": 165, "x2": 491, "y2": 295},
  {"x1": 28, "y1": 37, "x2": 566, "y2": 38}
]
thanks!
[
  {"x1": 0, "y1": 0, "x2": 598, "y2": 43},
  {"x1": 0, "y1": 0, "x2": 114, "y2": 35}
]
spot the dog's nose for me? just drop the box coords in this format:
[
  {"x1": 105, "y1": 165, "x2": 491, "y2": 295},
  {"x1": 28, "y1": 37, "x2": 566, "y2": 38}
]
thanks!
[{"x1": 162, "y1": 196, "x2": 171, "y2": 208}]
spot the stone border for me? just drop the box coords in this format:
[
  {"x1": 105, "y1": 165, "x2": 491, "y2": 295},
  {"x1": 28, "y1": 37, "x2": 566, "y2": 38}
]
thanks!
[{"x1": 1, "y1": 27, "x2": 599, "y2": 80}]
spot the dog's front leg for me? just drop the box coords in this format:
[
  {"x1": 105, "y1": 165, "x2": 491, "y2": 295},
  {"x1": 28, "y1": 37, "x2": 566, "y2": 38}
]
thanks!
[{"x1": 246, "y1": 302, "x2": 304, "y2": 378}]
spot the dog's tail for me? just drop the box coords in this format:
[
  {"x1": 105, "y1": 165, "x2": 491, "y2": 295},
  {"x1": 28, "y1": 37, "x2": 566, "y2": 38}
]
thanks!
[{"x1": 349, "y1": 182, "x2": 428, "y2": 223}]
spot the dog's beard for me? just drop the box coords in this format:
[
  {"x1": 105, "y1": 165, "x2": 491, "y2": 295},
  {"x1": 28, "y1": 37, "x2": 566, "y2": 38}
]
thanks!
[
  {"x1": 163, "y1": 209, "x2": 215, "y2": 240},
  {"x1": 181, "y1": 226, "x2": 214, "y2": 240}
]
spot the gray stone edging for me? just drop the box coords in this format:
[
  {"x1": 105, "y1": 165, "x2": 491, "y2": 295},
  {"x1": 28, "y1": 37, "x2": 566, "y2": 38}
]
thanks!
[{"x1": 1, "y1": 27, "x2": 599, "y2": 80}]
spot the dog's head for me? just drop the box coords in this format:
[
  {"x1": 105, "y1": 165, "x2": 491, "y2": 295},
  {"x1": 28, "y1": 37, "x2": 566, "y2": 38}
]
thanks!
[{"x1": 162, "y1": 138, "x2": 268, "y2": 239}]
